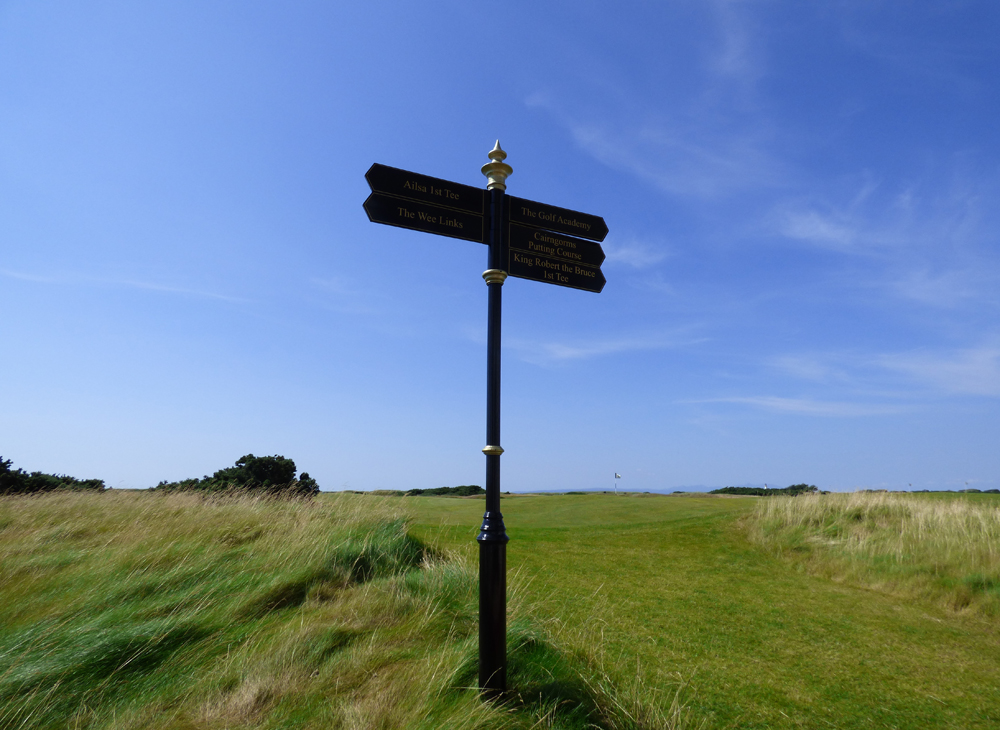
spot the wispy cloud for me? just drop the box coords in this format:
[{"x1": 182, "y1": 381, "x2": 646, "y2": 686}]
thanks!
[
  {"x1": 0, "y1": 268, "x2": 245, "y2": 302},
  {"x1": 708, "y1": 0, "x2": 763, "y2": 85},
  {"x1": 770, "y1": 341, "x2": 1000, "y2": 399},
  {"x1": 778, "y1": 209, "x2": 859, "y2": 251},
  {"x1": 310, "y1": 276, "x2": 383, "y2": 315},
  {"x1": 509, "y1": 331, "x2": 705, "y2": 366},
  {"x1": 696, "y1": 395, "x2": 907, "y2": 417},
  {"x1": 888, "y1": 268, "x2": 996, "y2": 308},
  {"x1": 878, "y1": 344, "x2": 1000, "y2": 397},
  {"x1": 0, "y1": 268, "x2": 62, "y2": 284},
  {"x1": 770, "y1": 354, "x2": 854, "y2": 384},
  {"x1": 566, "y1": 121, "x2": 783, "y2": 200},
  {"x1": 774, "y1": 164, "x2": 994, "y2": 256},
  {"x1": 524, "y1": 1, "x2": 782, "y2": 201},
  {"x1": 602, "y1": 237, "x2": 668, "y2": 269},
  {"x1": 771, "y1": 163, "x2": 1000, "y2": 318},
  {"x1": 836, "y1": 5, "x2": 987, "y2": 95},
  {"x1": 114, "y1": 279, "x2": 245, "y2": 302}
]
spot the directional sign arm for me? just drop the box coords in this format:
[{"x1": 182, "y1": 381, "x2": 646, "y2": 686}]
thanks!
[
  {"x1": 508, "y1": 223, "x2": 605, "y2": 267},
  {"x1": 506, "y1": 195, "x2": 608, "y2": 242},
  {"x1": 363, "y1": 193, "x2": 486, "y2": 244},
  {"x1": 366, "y1": 163, "x2": 485, "y2": 215},
  {"x1": 507, "y1": 249, "x2": 606, "y2": 293}
]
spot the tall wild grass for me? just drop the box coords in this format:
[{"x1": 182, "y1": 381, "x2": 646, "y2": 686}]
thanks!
[
  {"x1": 744, "y1": 491, "x2": 1000, "y2": 616},
  {"x1": 0, "y1": 491, "x2": 698, "y2": 729}
]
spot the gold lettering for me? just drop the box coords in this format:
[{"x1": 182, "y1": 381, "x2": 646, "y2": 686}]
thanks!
[
  {"x1": 533, "y1": 230, "x2": 577, "y2": 249},
  {"x1": 556, "y1": 247, "x2": 582, "y2": 261},
  {"x1": 527, "y1": 241, "x2": 556, "y2": 256},
  {"x1": 555, "y1": 215, "x2": 590, "y2": 231}
]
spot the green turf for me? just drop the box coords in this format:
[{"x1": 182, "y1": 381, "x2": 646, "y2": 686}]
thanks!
[
  {"x1": 0, "y1": 491, "x2": 695, "y2": 729},
  {"x1": 3, "y1": 490, "x2": 998, "y2": 728},
  {"x1": 406, "y1": 492, "x2": 1000, "y2": 729}
]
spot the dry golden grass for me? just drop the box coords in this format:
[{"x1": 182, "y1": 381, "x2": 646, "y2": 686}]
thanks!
[
  {"x1": 0, "y1": 491, "x2": 697, "y2": 730},
  {"x1": 745, "y1": 491, "x2": 1000, "y2": 615}
]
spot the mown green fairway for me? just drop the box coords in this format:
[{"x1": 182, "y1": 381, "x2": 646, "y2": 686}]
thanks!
[{"x1": 407, "y1": 492, "x2": 1000, "y2": 729}]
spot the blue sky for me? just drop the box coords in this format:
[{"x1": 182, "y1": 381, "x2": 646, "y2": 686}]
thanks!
[{"x1": 2, "y1": 1, "x2": 998, "y2": 492}]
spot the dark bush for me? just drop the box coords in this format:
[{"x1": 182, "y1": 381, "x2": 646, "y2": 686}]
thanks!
[
  {"x1": 153, "y1": 454, "x2": 319, "y2": 496},
  {"x1": 711, "y1": 484, "x2": 819, "y2": 497},
  {"x1": 0, "y1": 457, "x2": 105, "y2": 495},
  {"x1": 404, "y1": 485, "x2": 484, "y2": 497},
  {"x1": 213, "y1": 454, "x2": 297, "y2": 487}
]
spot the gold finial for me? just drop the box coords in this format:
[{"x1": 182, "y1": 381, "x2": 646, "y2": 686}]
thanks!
[{"x1": 481, "y1": 140, "x2": 513, "y2": 190}]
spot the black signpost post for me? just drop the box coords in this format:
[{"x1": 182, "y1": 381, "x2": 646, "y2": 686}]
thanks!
[{"x1": 363, "y1": 143, "x2": 607, "y2": 696}]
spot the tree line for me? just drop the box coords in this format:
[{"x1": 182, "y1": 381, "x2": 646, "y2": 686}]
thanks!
[
  {"x1": 0, "y1": 457, "x2": 106, "y2": 495},
  {"x1": 711, "y1": 484, "x2": 821, "y2": 496},
  {"x1": 1, "y1": 454, "x2": 319, "y2": 496}
]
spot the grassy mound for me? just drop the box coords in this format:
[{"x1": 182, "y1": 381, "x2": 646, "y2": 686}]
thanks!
[
  {"x1": 743, "y1": 491, "x2": 1000, "y2": 616},
  {"x1": 0, "y1": 492, "x2": 696, "y2": 729}
]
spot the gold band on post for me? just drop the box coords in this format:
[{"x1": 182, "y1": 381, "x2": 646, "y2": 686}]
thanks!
[
  {"x1": 482, "y1": 445, "x2": 504, "y2": 456},
  {"x1": 482, "y1": 269, "x2": 507, "y2": 285}
]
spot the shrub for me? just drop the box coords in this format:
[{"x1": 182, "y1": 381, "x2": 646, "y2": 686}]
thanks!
[
  {"x1": 0, "y1": 456, "x2": 105, "y2": 495},
  {"x1": 404, "y1": 485, "x2": 484, "y2": 497},
  {"x1": 711, "y1": 484, "x2": 818, "y2": 497},
  {"x1": 153, "y1": 454, "x2": 319, "y2": 496}
]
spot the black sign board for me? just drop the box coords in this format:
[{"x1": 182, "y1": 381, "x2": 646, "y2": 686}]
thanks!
[
  {"x1": 363, "y1": 192, "x2": 485, "y2": 244},
  {"x1": 507, "y1": 249, "x2": 606, "y2": 293},
  {"x1": 507, "y1": 195, "x2": 608, "y2": 242},
  {"x1": 508, "y1": 222, "x2": 605, "y2": 268},
  {"x1": 366, "y1": 163, "x2": 485, "y2": 215}
]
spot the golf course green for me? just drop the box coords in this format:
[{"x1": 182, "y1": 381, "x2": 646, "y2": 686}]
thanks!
[
  {"x1": 1, "y1": 489, "x2": 997, "y2": 728},
  {"x1": 407, "y1": 491, "x2": 1000, "y2": 729}
]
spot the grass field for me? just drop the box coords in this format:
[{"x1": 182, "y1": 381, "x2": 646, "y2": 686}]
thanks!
[
  {"x1": 406, "y1": 491, "x2": 1000, "y2": 729},
  {"x1": 2, "y1": 490, "x2": 998, "y2": 728},
  {"x1": 0, "y1": 491, "x2": 694, "y2": 729},
  {"x1": 745, "y1": 491, "x2": 1000, "y2": 617}
]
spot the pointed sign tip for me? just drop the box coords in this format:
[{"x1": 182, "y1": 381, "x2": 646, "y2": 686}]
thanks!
[{"x1": 488, "y1": 140, "x2": 507, "y2": 162}]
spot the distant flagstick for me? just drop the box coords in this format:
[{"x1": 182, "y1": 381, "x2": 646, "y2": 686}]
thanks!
[{"x1": 614, "y1": 472, "x2": 621, "y2": 495}]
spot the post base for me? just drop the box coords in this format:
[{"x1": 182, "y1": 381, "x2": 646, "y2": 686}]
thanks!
[{"x1": 478, "y1": 539, "x2": 507, "y2": 694}]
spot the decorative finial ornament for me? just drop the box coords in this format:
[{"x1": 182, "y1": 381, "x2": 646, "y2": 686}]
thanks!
[{"x1": 481, "y1": 140, "x2": 513, "y2": 190}]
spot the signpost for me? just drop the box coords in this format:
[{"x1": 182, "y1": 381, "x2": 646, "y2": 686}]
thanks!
[{"x1": 363, "y1": 143, "x2": 607, "y2": 696}]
